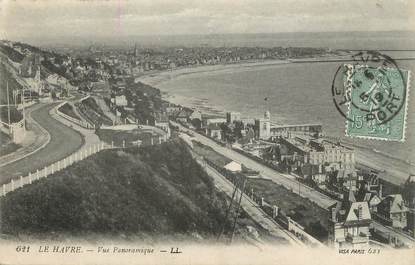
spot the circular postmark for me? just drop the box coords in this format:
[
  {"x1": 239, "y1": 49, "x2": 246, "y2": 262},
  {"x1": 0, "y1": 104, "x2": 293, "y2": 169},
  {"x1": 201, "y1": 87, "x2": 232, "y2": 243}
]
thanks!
[{"x1": 331, "y1": 51, "x2": 407, "y2": 126}]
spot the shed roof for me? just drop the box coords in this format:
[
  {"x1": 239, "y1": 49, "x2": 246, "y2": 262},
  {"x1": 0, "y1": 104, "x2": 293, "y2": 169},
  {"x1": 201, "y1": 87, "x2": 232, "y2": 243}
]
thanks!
[{"x1": 224, "y1": 161, "x2": 242, "y2": 172}]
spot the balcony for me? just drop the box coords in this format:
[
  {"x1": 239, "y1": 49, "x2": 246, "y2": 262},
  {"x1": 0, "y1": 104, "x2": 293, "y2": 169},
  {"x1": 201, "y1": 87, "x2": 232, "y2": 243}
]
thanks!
[{"x1": 345, "y1": 232, "x2": 369, "y2": 245}]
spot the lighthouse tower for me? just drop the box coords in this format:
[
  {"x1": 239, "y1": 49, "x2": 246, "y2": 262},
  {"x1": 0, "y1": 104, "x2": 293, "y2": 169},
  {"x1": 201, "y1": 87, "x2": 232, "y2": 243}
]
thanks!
[
  {"x1": 264, "y1": 110, "x2": 271, "y2": 120},
  {"x1": 255, "y1": 111, "x2": 271, "y2": 140}
]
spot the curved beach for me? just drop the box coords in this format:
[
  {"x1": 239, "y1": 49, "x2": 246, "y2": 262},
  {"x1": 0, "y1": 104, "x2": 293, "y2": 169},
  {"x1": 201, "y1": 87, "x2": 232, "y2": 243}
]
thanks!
[
  {"x1": 136, "y1": 59, "x2": 291, "y2": 87},
  {"x1": 136, "y1": 60, "x2": 414, "y2": 185}
]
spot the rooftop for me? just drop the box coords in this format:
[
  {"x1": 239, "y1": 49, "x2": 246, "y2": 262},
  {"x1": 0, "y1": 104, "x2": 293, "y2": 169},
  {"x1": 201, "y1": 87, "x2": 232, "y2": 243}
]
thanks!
[
  {"x1": 378, "y1": 194, "x2": 408, "y2": 214},
  {"x1": 224, "y1": 161, "x2": 242, "y2": 172},
  {"x1": 331, "y1": 200, "x2": 372, "y2": 225}
]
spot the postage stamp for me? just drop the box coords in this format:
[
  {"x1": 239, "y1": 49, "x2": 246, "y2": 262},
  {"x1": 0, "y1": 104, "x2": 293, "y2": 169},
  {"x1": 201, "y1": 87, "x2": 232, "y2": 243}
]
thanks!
[
  {"x1": 331, "y1": 51, "x2": 411, "y2": 142},
  {"x1": 344, "y1": 64, "x2": 410, "y2": 141}
]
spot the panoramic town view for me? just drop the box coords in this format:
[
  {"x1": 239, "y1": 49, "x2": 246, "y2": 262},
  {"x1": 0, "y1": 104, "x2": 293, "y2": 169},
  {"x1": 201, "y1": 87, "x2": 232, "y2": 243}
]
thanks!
[{"x1": 0, "y1": 0, "x2": 414, "y2": 264}]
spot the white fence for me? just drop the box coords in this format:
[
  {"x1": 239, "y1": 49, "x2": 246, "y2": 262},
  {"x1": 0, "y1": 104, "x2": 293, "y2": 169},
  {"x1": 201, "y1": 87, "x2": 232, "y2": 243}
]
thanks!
[
  {"x1": 0, "y1": 118, "x2": 26, "y2": 144},
  {"x1": 56, "y1": 101, "x2": 95, "y2": 129},
  {"x1": 286, "y1": 217, "x2": 323, "y2": 246},
  {"x1": 79, "y1": 95, "x2": 91, "y2": 102},
  {"x1": 0, "y1": 120, "x2": 11, "y2": 135},
  {"x1": 1, "y1": 142, "x2": 114, "y2": 197},
  {"x1": 258, "y1": 198, "x2": 323, "y2": 246}
]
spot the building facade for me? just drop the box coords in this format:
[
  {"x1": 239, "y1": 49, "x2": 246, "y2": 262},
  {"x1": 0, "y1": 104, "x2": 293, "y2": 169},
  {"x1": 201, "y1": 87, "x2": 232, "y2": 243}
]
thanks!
[
  {"x1": 378, "y1": 194, "x2": 408, "y2": 229},
  {"x1": 307, "y1": 140, "x2": 355, "y2": 170},
  {"x1": 226, "y1": 111, "x2": 241, "y2": 124},
  {"x1": 328, "y1": 196, "x2": 372, "y2": 249},
  {"x1": 255, "y1": 111, "x2": 271, "y2": 140},
  {"x1": 206, "y1": 123, "x2": 222, "y2": 140}
]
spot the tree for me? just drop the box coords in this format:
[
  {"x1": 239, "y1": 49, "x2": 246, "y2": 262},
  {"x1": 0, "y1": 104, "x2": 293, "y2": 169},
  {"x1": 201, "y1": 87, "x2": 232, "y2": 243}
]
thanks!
[
  {"x1": 190, "y1": 118, "x2": 202, "y2": 130},
  {"x1": 233, "y1": 121, "x2": 244, "y2": 139},
  {"x1": 219, "y1": 123, "x2": 235, "y2": 143}
]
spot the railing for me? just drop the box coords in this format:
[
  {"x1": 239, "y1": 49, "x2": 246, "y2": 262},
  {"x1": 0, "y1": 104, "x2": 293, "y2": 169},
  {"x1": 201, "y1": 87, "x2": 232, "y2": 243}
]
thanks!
[
  {"x1": 0, "y1": 142, "x2": 113, "y2": 197},
  {"x1": 56, "y1": 101, "x2": 95, "y2": 129},
  {"x1": 0, "y1": 118, "x2": 26, "y2": 143},
  {"x1": 79, "y1": 95, "x2": 91, "y2": 102},
  {"x1": 0, "y1": 120, "x2": 11, "y2": 134}
]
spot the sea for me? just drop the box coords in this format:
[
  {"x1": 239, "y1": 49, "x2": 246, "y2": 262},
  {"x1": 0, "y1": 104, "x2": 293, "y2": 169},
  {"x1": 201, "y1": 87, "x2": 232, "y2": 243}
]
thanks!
[{"x1": 138, "y1": 31, "x2": 415, "y2": 181}]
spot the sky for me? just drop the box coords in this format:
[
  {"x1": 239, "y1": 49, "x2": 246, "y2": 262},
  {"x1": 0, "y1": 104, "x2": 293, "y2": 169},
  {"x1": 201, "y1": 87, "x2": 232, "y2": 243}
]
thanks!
[{"x1": 0, "y1": 0, "x2": 414, "y2": 43}]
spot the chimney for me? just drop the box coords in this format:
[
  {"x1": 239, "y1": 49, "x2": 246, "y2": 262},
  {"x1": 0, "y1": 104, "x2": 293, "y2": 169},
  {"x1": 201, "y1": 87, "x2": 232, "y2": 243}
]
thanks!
[
  {"x1": 331, "y1": 207, "x2": 337, "y2": 222},
  {"x1": 358, "y1": 205, "x2": 363, "y2": 220},
  {"x1": 273, "y1": 205, "x2": 279, "y2": 218},
  {"x1": 379, "y1": 184, "x2": 383, "y2": 198}
]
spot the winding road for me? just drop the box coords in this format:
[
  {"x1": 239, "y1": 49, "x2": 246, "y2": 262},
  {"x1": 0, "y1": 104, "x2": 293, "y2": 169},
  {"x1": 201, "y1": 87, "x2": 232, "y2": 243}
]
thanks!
[{"x1": 0, "y1": 102, "x2": 84, "y2": 184}]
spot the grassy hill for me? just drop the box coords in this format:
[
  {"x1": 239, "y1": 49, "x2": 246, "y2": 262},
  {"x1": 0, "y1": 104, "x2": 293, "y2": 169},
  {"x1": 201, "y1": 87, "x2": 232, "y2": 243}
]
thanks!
[{"x1": 0, "y1": 140, "x2": 237, "y2": 240}]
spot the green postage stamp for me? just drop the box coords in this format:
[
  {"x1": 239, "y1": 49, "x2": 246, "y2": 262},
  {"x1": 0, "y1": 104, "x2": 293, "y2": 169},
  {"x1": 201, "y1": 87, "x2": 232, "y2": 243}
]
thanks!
[{"x1": 344, "y1": 64, "x2": 411, "y2": 142}]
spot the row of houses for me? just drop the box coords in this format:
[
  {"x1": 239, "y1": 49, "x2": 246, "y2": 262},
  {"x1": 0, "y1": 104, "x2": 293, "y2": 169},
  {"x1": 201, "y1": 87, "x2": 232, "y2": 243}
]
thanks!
[
  {"x1": 169, "y1": 109, "x2": 272, "y2": 141},
  {"x1": 217, "y1": 157, "x2": 411, "y2": 249},
  {"x1": 267, "y1": 133, "x2": 413, "y2": 235},
  {"x1": 263, "y1": 135, "x2": 356, "y2": 189},
  {"x1": 328, "y1": 186, "x2": 410, "y2": 249},
  {"x1": 167, "y1": 106, "x2": 226, "y2": 139},
  {"x1": 166, "y1": 105, "x2": 415, "y2": 240}
]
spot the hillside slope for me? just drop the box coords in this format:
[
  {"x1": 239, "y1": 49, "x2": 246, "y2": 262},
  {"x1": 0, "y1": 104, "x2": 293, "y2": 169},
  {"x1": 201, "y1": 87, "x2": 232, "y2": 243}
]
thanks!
[{"x1": 0, "y1": 140, "x2": 233, "y2": 240}]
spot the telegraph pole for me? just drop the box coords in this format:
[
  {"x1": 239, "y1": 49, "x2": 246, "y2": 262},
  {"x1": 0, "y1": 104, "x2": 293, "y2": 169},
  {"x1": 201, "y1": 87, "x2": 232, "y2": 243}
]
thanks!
[
  {"x1": 6, "y1": 81, "x2": 10, "y2": 124},
  {"x1": 217, "y1": 178, "x2": 239, "y2": 241},
  {"x1": 0, "y1": 197, "x2": 2, "y2": 233},
  {"x1": 230, "y1": 177, "x2": 247, "y2": 244},
  {"x1": 21, "y1": 84, "x2": 25, "y2": 122}
]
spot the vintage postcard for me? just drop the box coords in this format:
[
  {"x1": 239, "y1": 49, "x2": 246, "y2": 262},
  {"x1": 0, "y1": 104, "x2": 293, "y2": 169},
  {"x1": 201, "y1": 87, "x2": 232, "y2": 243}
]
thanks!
[{"x1": 0, "y1": 0, "x2": 414, "y2": 264}]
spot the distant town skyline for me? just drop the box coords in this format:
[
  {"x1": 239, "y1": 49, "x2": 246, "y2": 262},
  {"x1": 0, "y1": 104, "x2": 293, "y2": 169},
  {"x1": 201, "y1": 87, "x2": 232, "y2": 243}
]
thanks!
[{"x1": 0, "y1": 0, "x2": 414, "y2": 43}]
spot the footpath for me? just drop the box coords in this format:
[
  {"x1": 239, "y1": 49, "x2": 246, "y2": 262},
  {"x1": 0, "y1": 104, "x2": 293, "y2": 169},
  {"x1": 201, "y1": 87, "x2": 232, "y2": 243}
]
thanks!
[
  {"x1": 0, "y1": 101, "x2": 106, "y2": 195},
  {"x1": 50, "y1": 101, "x2": 102, "y2": 149}
]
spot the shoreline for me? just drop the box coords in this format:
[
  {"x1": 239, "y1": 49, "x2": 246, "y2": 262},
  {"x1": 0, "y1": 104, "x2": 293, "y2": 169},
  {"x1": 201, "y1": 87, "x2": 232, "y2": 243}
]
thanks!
[
  {"x1": 135, "y1": 54, "x2": 352, "y2": 87},
  {"x1": 135, "y1": 59, "x2": 292, "y2": 87},
  {"x1": 135, "y1": 59, "x2": 413, "y2": 185}
]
